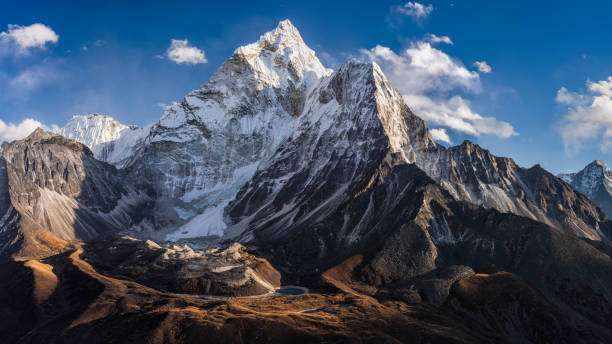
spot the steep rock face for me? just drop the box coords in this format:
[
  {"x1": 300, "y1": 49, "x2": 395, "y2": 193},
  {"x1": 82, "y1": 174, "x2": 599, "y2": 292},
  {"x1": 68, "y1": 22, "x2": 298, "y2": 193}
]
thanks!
[
  {"x1": 559, "y1": 160, "x2": 612, "y2": 218},
  {"x1": 225, "y1": 60, "x2": 425, "y2": 242},
  {"x1": 413, "y1": 142, "x2": 612, "y2": 241},
  {"x1": 0, "y1": 129, "x2": 150, "y2": 259},
  {"x1": 120, "y1": 20, "x2": 334, "y2": 238}
]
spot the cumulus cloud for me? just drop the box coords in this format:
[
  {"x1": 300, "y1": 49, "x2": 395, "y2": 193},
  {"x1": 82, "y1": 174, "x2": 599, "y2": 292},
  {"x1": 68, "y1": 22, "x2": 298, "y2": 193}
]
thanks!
[
  {"x1": 361, "y1": 40, "x2": 517, "y2": 139},
  {"x1": 426, "y1": 33, "x2": 453, "y2": 45},
  {"x1": 362, "y1": 43, "x2": 480, "y2": 93},
  {"x1": 430, "y1": 128, "x2": 451, "y2": 144},
  {"x1": 0, "y1": 118, "x2": 46, "y2": 142},
  {"x1": 555, "y1": 86, "x2": 586, "y2": 106},
  {"x1": 557, "y1": 77, "x2": 612, "y2": 154},
  {"x1": 0, "y1": 23, "x2": 58, "y2": 54},
  {"x1": 474, "y1": 61, "x2": 492, "y2": 73},
  {"x1": 588, "y1": 76, "x2": 612, "y2": 97},
  {"x1": 165, "y1": 39, "x2": 207, "y2": 64},
  {"x1": 395, "y1": 2, "x2": 434, "y2": 19}
]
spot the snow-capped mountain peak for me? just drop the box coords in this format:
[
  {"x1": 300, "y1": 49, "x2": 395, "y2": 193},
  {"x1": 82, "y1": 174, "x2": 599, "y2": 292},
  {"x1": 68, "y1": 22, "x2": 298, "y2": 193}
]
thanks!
[
  {"x1": 57, "y1": 113, "x2": 127, "y2": 148},
  {"x1": 558, "y1": 159, "x2": 612, "y2": 218},
  {"x1": 55, "y1": 113, "x2": 150, "y2": 167},
  {"x1": 233, "y1": 19, "x2": 331, "y2": 88},
  {"x1": 573, "y1": 160, "x2": 610, "y2": 197}
]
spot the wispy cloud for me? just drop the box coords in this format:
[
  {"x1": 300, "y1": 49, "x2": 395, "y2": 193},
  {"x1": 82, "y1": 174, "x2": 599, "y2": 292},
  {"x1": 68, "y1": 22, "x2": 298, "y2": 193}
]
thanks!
[
  {"x1": 163, "y1": 39, "x2": 207, "y2": 65},
  {"x1": 0, "y1": 23, "x2": 58, "y2": 54},
  {"x1": 426, "y1": 33, "x2": 453, "y2": 45},
  {"x1": 394, "y1": 2, "x2": 434, "y2": 20},
  {"x1": 430, "y1": 128, "x2": 451, "y2": 144},
  {"x1": 557, "y1": 77, "x2": 612, "y2": 154},
  {"x1": 9, "y1": 62, "x2": 60, "y2": 94},
  {"x1": 474, "y1": 61, "x2": 492, "y2": 73},
  {"x1": 361, "y1": 39, "x2": 517, "y2": 140}
]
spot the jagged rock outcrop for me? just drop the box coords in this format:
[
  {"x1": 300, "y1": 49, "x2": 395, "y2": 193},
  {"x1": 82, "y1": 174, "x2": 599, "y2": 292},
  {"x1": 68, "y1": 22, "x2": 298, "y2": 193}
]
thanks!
[
  {"x1": 82, "y1": 236, "x2": 281, "y2": 297},
  {"x1": 0, "y1": 129, "x2": 151, "y2": 260},
  {"x1": 414, "y1": 141, "x2": 612, "y2": 242}
]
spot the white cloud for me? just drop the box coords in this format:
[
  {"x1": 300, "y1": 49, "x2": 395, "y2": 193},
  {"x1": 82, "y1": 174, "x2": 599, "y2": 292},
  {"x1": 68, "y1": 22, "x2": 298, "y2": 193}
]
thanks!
[
  {"x1": 555, "y1": 86, "x2": 586, "y2": 106},
  {"x1": 395, "y1": 2, "x2": 434, "y2": 19},
  {"x1": 403, "y1": 94, "x2": 517, "y2": 138},
  {"x1": 588, "y1": 76, "x2": 612, "y2": 97},
  {"x1": 557, "y1": 77, "x2": 612, "y2": 154},
  {"x1": 0, "y1": 23, "x2": 58, "y2": 53},
  {"x1": 426, "y1": 33, "x2": 453, "y2": 45},
  {"x1": 361, "y1": 41, "x2": 517, "y2": 139},
  {"x1": 474, "y1": 61, "x2": 492, "y2": 73},
  {"x1": 165, "y1": 39, "x2": 207, "y2": 65},
  {"x1": 430, "y1": 128, "x2": 451, "y2": 143},
  {"x1": 362, "y1": 43, "x2": 480, "y2": 94},
  {"x1": 0, "y1": 118, "x2": 45, "y2": 142}
]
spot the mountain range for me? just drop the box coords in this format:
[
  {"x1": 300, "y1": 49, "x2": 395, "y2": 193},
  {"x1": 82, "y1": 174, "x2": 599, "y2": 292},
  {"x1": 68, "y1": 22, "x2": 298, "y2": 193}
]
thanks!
[{"x1": 1, "y1": 20, "x2": 612, "y2": 343}]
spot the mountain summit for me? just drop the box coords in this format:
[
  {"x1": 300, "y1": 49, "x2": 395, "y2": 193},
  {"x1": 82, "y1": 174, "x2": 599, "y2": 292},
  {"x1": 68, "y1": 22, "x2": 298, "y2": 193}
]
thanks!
[{"x1": 559, "y1": 160, "x2": 612, "y2": 217}]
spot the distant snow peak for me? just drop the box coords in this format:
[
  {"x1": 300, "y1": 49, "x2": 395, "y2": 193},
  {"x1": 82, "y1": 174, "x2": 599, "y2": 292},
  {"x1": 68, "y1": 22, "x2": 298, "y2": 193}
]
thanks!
[
  {"x1": 58, "y1": 113, "x2": 127, "y2": 147},
  {"x1": 56, "y1": 113, "x2": 149, "y2": 167},
  {"x1": 558, "y1": 160, "x2": 612, "y2": 217}
]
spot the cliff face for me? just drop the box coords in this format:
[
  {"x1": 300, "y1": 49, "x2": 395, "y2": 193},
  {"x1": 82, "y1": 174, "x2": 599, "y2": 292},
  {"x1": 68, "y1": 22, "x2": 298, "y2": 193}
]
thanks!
[{"x1": 0, "y1": 129, "x2": 151, "y2": 259}]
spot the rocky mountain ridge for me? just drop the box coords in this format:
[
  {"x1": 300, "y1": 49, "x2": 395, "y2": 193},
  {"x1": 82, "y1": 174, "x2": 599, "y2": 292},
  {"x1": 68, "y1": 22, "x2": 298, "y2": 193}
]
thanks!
[{"x1": 559, "y1": 160, "x2": 612, "y2": 218}]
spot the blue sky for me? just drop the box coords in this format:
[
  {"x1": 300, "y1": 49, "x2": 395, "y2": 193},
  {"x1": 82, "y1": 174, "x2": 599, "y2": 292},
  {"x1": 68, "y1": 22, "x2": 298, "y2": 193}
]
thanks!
[{"x1": 1, "y1": 0, "x2": 612, "y2": 173}]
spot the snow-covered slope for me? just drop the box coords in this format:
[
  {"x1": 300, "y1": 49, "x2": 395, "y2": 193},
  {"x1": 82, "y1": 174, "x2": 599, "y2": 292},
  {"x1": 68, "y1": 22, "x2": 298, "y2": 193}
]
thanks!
[
  {"x1": 57, "y1": 114, "x2": 126, "y2": 148},
  {"x1": 559, "y1": 160, "x2": 612, "y2": 218},
  {"x1": 121, "y1": 20, "x2": 338, "y2": 239},
  {"x1": 56, "y1": 114, "x2": 149, "y2": 167}
]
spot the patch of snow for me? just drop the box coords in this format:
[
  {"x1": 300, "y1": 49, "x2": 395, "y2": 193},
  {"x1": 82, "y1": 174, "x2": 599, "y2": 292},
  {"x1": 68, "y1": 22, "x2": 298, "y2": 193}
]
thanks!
[
  {"x1": 166, "y1": 198, "x2": 231, "y2": 240},
  {"x1": 211, "y1": 265, "x2": 239, "y2": 273}
]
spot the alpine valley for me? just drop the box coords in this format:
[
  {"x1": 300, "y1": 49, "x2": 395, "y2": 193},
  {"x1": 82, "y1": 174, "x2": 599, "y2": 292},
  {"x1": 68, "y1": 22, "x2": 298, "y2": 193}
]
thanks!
[{"x1": 1, "y1": 20, "x2": 612, "y2": 343}]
